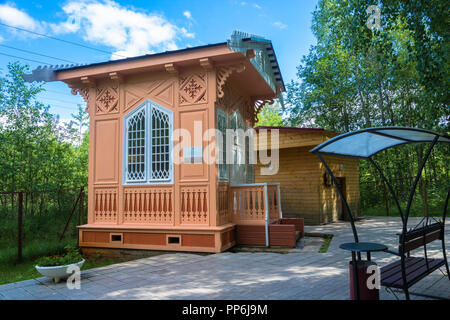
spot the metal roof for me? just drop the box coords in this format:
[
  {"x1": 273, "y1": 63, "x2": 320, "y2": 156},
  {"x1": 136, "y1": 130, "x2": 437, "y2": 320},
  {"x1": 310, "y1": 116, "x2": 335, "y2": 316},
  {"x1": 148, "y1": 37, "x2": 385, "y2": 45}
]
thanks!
[
  {"x1": 23, "y1": 31, "x2": 285, "y2": 93},
  {"x1": 311, "y1": 127, "x2": 450, "y2": 159},
  {"x1": 22, "y1": 42, "x2": 228, "y2": 82},
  {"x1": 242, "y1": 36, "x2": 285, "y2": 92}
]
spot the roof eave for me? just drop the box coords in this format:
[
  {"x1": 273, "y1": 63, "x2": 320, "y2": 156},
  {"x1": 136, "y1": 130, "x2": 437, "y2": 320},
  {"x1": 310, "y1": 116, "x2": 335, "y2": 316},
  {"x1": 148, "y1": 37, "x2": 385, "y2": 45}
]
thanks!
[{"x1": 24, "y1": 42, "x2": 232, "y2": 83}]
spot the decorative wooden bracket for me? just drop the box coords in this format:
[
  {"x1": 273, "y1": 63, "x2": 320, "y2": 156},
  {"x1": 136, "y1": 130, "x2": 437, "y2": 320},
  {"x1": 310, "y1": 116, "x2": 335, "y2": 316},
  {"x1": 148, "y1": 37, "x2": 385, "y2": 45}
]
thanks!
[
  {"x1": 70, "y1": 87, "x2": 91, "y2": 112},
  {"x1": 254, "y1": 98, "x2": 274, "y2": 123},
  {"x1": 165, "y1": 63, "x2": 178, "y2": 74},
  {"x1": 199, "y1": 58, "x2": 213, "y2": 70},
  {"x1": 216, "y1": 63, "x2": 246, "y2": 99},
  {"x1": 80, "y1": 76, "x2": 95, "y2": 86},
  {"x1": 109, "y1": 72, "x2": 123, "y2": 82}
]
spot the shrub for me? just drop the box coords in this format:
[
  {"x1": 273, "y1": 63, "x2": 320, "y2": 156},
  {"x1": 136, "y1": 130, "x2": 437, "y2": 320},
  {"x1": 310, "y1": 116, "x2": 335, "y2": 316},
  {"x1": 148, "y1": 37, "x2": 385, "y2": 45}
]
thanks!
[{"x1": 35, "y1": 245, "x2": 83, "y2": 267}]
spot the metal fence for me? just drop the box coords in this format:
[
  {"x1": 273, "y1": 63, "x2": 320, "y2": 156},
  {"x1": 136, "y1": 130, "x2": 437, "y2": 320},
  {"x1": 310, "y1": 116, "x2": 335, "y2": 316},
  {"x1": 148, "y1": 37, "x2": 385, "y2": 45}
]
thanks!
[{"x1": 0, "y1": 187, "x2": 85, "y2": 262}]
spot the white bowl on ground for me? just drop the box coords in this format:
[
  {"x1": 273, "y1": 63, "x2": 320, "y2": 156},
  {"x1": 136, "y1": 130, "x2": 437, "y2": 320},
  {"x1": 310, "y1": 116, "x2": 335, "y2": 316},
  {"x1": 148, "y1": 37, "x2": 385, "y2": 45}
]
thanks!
[{"x1": 35, "y1": 259, "x2": 85, "y2": 283}]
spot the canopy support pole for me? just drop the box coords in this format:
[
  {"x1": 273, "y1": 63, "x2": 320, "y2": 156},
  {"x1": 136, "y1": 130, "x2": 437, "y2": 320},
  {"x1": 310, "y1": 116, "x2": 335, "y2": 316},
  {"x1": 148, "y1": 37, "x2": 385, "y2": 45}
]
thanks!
[
  {"x1": 316, "y1": 153, "x2": 359, "y2": 243},
  {"x1": 441, "y1": 190, "x2": 450, "y2": 281},
  {"x1": 368, "y1": 157, "x2": 405, "y2": 224},
  {"x1": 403, "y1": 135, "x2": 439, "y2": 231},
  {"x1": 398, "y1": 136, "x2": 439, "y2": 298}
]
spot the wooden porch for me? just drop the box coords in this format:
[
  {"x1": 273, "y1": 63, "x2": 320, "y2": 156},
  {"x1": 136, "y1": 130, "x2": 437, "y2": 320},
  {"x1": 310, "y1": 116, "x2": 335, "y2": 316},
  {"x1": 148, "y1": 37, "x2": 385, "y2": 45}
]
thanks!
[
  {"x1": 79, "y1": 183, "x2": 303, "y2": 252},
  {"x1": 221, "y1": 183, "x2": 304, "y2": 248}
]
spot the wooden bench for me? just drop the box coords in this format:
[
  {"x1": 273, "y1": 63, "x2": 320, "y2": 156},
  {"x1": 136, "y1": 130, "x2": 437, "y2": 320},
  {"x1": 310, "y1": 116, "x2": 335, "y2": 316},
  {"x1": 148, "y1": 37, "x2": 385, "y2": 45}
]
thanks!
[{"x1": 380, "y1": 221, "x2": 449, "y2": 299}]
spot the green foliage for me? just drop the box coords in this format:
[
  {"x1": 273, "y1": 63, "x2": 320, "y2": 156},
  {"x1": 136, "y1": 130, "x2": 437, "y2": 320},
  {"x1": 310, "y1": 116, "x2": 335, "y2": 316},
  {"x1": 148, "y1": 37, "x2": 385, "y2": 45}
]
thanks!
[
  {"x1": 286, "y1": 0, "x2": 449, "y2": 216},
  {"x1": 255, "y1": 102, "x2": 284, "y2": 127},
  {"x1": 0, "y1": 62, "x2": 89, "y2": 267},
  {"x1": 0, "y1": 62, "x2": 89, "y2": 195},
  {"x1": 35, "y1": 245, "x2": 83, "y2": 267}
]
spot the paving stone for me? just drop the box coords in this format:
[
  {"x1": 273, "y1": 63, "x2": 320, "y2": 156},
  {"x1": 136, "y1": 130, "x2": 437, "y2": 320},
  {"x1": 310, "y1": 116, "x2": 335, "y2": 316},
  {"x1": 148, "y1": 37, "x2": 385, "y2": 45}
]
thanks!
[
  {"x1": 2, "y1": 217, "x2": 448, "y2": 300},
  {"x1": 0, "y1": 282, "x2": 20, "y2": 292},
  {"x1": 15, "y1": 279, "x2": 40, "y2": 287},
  {"x1": 1, "y1": 287, "x2": 37, "y2": 300}
]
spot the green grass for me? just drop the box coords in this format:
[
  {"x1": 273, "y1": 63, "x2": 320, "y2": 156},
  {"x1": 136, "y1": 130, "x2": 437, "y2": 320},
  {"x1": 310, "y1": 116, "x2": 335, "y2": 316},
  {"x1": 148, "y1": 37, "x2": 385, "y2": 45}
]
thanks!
[
  {"x1": 0, "y1": 196, "x2": 118, "y2": 285},
  {"x1": 0, "y1": 246, "x2": 134, "y2": 285},
  {"x1": 362, "y1": 202, "x2": 444, "y2": 218},
  {"x1": 0, "y1": 260, "x2": 42, "y2": 284},
  {"x1": 318, "y1": 235, "x2": 333, "y2": 253},
  {"x1": 0, "y1": 239, "x2": 76, "y2": 266}
]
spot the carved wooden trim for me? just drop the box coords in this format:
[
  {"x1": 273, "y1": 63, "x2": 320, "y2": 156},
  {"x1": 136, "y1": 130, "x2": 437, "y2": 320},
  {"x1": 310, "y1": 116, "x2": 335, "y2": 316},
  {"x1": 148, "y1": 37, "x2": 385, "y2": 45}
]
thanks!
[
  {"x1": 95, "y1": 85, "x2": 119, "y2": 115},
  {"x1": 80, "y1": 76, "x2": 95, "y2": 86},
  {"x1": 165, "y1": 63, "x2": 178, "y2": 74},
  {"x1": 199, "y1": 58, "x2": 213, "y2": 70},
  {"x1": 216, "y1": 63, "x2": 245, "y2": 99},
  {"x1": 109, "y1": 72, "x2": 123, "y2": 82},
  {"x1": 179, "y1": 73, "x2": 207, "y2": 105},
  {"x1": 71, "y1": 87, "x2": 91, "y2": 112},
  {"x1": 254, "y1": 99, "x2": 274, "y2": 123}
]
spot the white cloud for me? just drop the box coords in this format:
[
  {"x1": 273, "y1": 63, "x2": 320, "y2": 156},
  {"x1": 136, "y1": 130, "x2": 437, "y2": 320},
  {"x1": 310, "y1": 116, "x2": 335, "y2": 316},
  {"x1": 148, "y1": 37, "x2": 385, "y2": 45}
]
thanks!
[
  {"x1": 0, "y1": 3, "x2": 42, "y2": 31},
  {"x1": 183, "y1": 11, "x2": 192, "y2": 20},
  {"x1": 272, "y1": 21, "x2": 287, "y2": 30},
  {"x1": 180, "y1": 27, "x2": 195, "y2": 39},
  {"x1": 50, "y1": 0, "x2": 190, "y2": 59},
  {"x1": 0, "y1": 1, "x2": 195, "y2": 60}
]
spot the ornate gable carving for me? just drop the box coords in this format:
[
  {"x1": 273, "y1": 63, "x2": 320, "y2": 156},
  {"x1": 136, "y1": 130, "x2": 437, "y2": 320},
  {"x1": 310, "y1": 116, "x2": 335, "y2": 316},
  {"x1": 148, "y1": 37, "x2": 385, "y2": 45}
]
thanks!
[
  {"x1": 95, "y1": 86, "x2": 119, "y2": 114},
  {"x1": 179, "y1": 73, "x2": 207, "y2": 105}
]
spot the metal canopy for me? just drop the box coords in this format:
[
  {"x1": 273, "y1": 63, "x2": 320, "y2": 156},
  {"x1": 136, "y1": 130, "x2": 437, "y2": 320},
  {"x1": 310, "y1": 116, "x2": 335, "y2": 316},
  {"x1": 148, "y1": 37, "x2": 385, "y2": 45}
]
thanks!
[
  {"x1": 310, "y1": 127, "x2": 450, "y2": 243},
  {"x1": 311, "y1": 127, "x2": 450, "y2": 159}
]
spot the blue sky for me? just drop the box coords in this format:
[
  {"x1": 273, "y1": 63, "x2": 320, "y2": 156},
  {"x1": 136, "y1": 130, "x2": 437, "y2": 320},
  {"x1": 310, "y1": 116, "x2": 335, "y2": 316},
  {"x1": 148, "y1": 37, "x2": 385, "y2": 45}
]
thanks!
[{"x1": 0, "y1": 0, "x2": 318, "y2": 121}]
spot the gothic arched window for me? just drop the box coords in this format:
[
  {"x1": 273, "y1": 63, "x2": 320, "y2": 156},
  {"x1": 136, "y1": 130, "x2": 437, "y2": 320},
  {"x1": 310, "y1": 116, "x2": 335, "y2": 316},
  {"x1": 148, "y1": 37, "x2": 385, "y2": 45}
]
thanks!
[{"x1": 123, "y1": 100, "x2": 173, "y2": 184}]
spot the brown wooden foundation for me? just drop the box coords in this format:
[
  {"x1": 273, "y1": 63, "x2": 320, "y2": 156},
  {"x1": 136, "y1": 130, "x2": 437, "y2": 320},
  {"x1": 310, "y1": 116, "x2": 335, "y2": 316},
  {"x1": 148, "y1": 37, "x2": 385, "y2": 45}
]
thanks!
[
  {"x1": 78, "y1": 224, "x2": 236, "y2": 253},
  {"x1": 236, "y1": 218, "x2": 304, "y2": 247}
]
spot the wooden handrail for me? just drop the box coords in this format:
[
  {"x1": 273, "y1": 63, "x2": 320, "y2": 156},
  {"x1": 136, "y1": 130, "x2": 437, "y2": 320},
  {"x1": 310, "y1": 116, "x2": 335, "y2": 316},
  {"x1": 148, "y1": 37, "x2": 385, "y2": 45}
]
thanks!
[{"x1": 229, "y1": 183, "x2": 282, "y2": 247}]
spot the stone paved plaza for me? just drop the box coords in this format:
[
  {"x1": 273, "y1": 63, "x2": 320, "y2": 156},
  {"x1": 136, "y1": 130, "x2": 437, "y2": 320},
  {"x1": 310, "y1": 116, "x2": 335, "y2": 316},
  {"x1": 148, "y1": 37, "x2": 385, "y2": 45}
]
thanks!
[{"x1": 0, "y1": 217, "x2": 448, "y2": 300}]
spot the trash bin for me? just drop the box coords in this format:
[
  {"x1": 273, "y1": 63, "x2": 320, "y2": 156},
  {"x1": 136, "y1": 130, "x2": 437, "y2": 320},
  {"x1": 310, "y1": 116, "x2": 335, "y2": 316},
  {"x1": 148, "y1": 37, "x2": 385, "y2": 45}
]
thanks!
[{"x1": 349, "y1": 260, "x2": 379, "y2": 300}]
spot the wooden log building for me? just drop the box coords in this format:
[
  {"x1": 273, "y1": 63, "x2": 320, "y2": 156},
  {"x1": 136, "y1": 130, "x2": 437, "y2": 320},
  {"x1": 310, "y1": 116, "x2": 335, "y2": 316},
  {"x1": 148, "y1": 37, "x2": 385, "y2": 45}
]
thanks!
[{"x1": 254, "y1": 127, "x2": 361, "y2": 225}]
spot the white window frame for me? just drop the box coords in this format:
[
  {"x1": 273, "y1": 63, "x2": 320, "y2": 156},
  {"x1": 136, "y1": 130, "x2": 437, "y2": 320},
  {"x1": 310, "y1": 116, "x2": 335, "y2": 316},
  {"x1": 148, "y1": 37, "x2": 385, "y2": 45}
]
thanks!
[
  {"x1": 245, "y1": 125, "x2": 255, "y2": 183},
  {"x1": 123, "y1": 100, "x2": 173, "y2": 185},
  {"x1": 229, "y1": 110, "x2": 246, "y2": 185},
  {"x1": 217, "y1": 107, "x2": 229, "y2": 182}
]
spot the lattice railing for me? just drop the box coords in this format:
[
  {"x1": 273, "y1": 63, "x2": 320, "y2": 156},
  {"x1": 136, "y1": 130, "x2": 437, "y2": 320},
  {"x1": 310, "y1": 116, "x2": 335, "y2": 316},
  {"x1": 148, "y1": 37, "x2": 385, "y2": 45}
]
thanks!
[
  {"x1": 229, "y1": 183, "x2": 281, "y2": 224},
  {"x1": 230, "y1": 185, "x2": 266, "y2": 222},
  {"x1": 267, "y1": 184, "x2": 280, "y2": 221},
  {"x1": 123, "y1": 187, "x2": 174, "y2": 224},
  {"x1": 94, "y1": 188, "x2": 118, "y2": 224},
  {"x1": 180, "y1": 186, "x2": 209, "y2": 225},
  {"x1": 218, "y1": 183, "x2": 230, "y2": 225}
]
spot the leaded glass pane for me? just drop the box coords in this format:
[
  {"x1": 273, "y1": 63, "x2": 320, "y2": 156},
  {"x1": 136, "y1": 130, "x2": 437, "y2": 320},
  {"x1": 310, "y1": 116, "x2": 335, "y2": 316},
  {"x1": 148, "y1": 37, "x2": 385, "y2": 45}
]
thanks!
[
  {"x1": 230, "y1": 111, "x2": 246, "y2": 185},
  {"x1": 245, "y1": 133, "x2": 255, "y2": 183},
  {"x1": 217, "y1": 108, "x2": 228, "y2": 181},
  {"x1": 126, "y1": 107, "x2": 146, "y2": 181},
  {"x1": 151, "y1": 106, "x2": 171, "y2": 181}
]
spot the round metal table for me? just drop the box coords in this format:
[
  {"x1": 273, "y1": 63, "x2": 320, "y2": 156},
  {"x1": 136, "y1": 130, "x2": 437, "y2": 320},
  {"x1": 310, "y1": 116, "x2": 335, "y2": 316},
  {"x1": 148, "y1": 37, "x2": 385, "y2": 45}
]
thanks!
[{"x1": 339, "y1": 242, "x2": 388, "y2": 300}]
